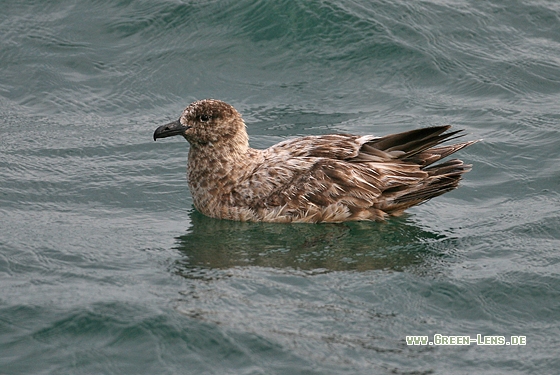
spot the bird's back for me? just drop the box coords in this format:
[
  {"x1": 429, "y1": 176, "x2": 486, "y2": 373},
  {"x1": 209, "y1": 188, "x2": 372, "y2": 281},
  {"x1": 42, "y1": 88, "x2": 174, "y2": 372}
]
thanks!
[{"x1": 219, "y1": 126, "x2": 476, "y2": 223}]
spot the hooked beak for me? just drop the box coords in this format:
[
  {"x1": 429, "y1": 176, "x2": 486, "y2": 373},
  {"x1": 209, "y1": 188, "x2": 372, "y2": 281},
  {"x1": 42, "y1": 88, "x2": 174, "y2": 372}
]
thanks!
[{"x1": 153, "y1": 119, "x2": 190, "y2": 141}]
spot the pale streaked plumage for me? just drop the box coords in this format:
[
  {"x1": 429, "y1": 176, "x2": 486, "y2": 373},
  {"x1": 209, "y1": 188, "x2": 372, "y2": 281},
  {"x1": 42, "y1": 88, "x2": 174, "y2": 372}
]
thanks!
[{"x1": 153, "y1": 99, "x2": 477, "y2": 223}]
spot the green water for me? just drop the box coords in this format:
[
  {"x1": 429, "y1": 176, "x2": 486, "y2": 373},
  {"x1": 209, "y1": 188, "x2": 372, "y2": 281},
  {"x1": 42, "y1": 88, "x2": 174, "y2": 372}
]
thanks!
[{"x1": 1, "y1": 0, "x2": 559, "y2": 374}]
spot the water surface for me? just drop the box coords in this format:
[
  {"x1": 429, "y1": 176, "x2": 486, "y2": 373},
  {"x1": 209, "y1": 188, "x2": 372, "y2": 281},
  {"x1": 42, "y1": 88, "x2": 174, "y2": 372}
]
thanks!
[{"x1": 1, "y1": 0, "x2": 559, "y2": 374}]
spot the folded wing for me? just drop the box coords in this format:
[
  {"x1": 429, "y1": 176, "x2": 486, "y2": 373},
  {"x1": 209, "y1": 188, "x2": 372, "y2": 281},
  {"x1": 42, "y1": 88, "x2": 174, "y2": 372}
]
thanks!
[{"x1": 234, "y1": 126, "x2": 476, "y2": 222}]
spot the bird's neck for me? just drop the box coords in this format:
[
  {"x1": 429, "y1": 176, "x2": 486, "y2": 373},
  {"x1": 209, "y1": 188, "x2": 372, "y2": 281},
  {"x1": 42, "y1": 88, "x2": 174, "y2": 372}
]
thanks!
[
  {"x1": 188, "y1": 131, "x2": 250, "y2": 166},
  {"x1": 186, "y1": 131, "x2": 257, "y2": 215}
]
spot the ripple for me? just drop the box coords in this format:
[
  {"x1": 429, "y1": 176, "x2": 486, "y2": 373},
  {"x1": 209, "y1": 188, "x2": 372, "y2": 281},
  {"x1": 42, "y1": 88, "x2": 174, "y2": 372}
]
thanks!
[{"x1": 2, "y1": 0, "x2": 560, "y2": 373}]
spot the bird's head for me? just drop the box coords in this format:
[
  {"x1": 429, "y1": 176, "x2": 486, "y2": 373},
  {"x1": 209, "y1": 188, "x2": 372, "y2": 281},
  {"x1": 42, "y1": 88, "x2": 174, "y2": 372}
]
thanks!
[{"x1": 153, "y1": 99, "x2": 247, "y2": 147}]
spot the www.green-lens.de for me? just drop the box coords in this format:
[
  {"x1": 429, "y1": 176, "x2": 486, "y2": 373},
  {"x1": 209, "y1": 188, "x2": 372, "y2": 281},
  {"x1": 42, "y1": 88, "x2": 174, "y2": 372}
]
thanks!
[{"x1": 406, "y1": 334, "x2": 526, "y2": 346}]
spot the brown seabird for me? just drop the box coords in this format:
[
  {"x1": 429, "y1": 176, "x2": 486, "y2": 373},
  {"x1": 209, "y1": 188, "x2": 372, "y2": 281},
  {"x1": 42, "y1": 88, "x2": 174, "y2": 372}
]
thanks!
[{"x1": 154, "y1": 99, "x2": 477, "y2": 223}]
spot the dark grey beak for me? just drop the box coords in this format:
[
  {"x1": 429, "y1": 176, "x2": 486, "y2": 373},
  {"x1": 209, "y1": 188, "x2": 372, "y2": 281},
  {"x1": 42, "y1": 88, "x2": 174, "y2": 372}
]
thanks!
[{"x1": 153, "y1": 119, "x2": 190, "y2": 141}]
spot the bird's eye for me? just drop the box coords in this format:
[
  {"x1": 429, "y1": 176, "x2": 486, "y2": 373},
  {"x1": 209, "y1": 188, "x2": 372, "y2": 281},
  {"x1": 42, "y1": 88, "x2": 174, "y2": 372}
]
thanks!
[{"x1": 199, "y1": 114, "x2": 210, "y2": 122}]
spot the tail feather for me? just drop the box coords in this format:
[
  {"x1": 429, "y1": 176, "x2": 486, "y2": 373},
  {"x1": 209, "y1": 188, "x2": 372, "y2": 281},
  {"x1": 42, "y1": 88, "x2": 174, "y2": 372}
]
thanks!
[
  {"x1": 367, "y1": 127, "x2": 478, "y2": 215},
  {"x1": 382, "y1": 159, "x2": 472, "y2": 214},
  {"x1": 408, "y1": 140, "x2": 478, "y2": 167}
]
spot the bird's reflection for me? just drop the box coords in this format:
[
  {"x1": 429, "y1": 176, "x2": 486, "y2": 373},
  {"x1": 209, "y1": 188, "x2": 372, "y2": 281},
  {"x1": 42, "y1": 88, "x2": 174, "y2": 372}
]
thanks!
[{"x1": 172, "y1": 209, "x2": 445, "y2": 277}]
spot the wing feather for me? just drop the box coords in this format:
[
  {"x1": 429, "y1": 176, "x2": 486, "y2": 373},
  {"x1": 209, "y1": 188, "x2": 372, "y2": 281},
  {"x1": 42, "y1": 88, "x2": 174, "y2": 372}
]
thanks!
[{"x1": 229, "y1": 126, "x2": 477, "y2": 222}]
